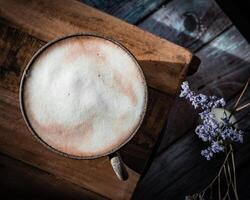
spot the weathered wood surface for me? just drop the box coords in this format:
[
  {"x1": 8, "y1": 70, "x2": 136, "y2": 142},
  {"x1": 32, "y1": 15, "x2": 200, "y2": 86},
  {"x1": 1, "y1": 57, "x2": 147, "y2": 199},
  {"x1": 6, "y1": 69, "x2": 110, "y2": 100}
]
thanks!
[
  {"x1": 81, "y1": 0, "x2": 169, "y2": 24},
  {"x1": 134, "y1": 129, "x2": 250, "y2": 200},
  {"x1": 134, "y1": 88, "x2": 250, "y2": 199},
  {"x1": 139, "y1": 0, "x2": 232, "y2": 52},
  {"x1": 0, "y1": 0, "x2": 194, "y2": 95},
  {"x1": 0, "y1": 153, "x2": 107, "y2": 200},
  {"x1": 133, "y1": 0, "x2": 250, "y2": 198},
  {"x1": 189, "y1": 26, "x2": 250, "y2": 90},
  {"x1": 135, "y1": 0, "x2": 250, "y2": 157}
]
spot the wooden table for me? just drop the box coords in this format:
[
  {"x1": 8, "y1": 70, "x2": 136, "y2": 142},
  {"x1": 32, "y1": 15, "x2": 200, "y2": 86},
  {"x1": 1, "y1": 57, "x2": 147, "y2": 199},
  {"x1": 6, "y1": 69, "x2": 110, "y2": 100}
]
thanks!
[{"x1": 0, "y1": 0, "x2": 195, "y2": 199}]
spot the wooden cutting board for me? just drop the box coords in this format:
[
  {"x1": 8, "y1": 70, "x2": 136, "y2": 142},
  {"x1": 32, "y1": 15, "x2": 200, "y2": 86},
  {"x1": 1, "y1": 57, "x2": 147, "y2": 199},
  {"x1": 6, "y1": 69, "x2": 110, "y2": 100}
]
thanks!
[{"x1": 0, "y1": 0, "x2": 195, "y2": 199}]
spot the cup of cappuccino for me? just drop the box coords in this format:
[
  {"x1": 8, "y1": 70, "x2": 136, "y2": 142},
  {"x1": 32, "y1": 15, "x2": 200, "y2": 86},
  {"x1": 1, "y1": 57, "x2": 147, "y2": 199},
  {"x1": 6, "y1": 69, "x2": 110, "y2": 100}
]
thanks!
[{"x1": 19, "y1": 33, "x2": 148, "y2": 181}]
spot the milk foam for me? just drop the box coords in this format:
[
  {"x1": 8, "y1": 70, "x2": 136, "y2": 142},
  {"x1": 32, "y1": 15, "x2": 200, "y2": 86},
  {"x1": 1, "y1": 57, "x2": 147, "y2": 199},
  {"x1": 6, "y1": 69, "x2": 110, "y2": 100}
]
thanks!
[{"x1": 23, "y1": 36, "x2": 147, "y2": 157}]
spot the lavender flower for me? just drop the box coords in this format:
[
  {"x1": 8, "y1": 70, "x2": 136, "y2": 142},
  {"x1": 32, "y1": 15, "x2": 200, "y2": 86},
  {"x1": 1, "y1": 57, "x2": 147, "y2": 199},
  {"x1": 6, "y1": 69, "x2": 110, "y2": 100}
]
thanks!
[
  {"x1": 190, "y1": 94, "x2": 209, "y2": 109},
  {"x1": 195, "y1": 125, "x2": 212, "y2": 142},
  {"x1": 180, "y1": 81, "x2": 244, "y2": 160},
  {"x1": 201, "y1": 141, "x2": 224, "y2": 160},
  {"x1": 195, "y1": 124, "x2": 217, "y2": 142},
  {"x1": 195, "y1": 111, "x2": 220, "y2": 142},
  {"x1": 201, "y1": 148, "x2": 213, "y2": 161},
  {"x1": 208, "y1": 96, "x2": 226, "y2": 109},
  {"x1": 211, "y1": 141, "x2": 224, "y2": 153},
  {"x1": 221, "y1": 127, "x2": 244, "y2": 143},
  {"x1": 180, "y1": 81, "x2": 194, "y2": 98},
  {"x1": 221, "y1": 115, "x2": 231, "y2": 126},
  {"x1": 180, "y1": 82, "x2": 225, "y2": 110}
]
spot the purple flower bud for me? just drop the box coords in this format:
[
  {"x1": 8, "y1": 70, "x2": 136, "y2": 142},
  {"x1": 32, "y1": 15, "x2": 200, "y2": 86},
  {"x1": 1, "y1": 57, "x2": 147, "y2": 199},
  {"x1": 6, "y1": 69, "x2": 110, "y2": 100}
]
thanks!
[
  {"x1": 179, "y1": 81, "x2": 192, "y2": 98},
  {"x1": 201, "y1": 148, "x2": 213, "y2": 160},
  {"x1": 179, "y1": 82, "x2": 226, "y2": 110},
  {"x1": 221, "y1": 127, "x2": 244, "y2": 143},
  {"x1": 211, "y1": 141, "x2": 224, "y2": 153}
]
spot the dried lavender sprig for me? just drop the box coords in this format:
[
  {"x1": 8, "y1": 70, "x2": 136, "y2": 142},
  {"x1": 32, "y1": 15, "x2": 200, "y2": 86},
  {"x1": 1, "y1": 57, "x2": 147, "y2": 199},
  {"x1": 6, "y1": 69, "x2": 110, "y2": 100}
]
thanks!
[
  {"x1": 180, "y1": 81, "x2": 225, "y2": 110},
  {"x1": 179, "y1": 81, "x2": 244, "y2": 160}
]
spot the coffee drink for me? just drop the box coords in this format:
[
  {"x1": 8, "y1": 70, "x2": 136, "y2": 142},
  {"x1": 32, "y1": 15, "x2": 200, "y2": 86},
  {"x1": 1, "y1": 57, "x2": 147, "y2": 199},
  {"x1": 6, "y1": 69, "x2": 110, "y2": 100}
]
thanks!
[{"x1": 21, "y1": 35, "x2": 147, "y2": 158}]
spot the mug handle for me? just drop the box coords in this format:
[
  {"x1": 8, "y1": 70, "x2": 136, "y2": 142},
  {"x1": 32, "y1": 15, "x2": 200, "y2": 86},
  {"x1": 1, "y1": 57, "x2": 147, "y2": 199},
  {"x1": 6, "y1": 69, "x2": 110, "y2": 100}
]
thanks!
[{"x1": 109, "y1": 152, "x2": 128, "y2": 181}]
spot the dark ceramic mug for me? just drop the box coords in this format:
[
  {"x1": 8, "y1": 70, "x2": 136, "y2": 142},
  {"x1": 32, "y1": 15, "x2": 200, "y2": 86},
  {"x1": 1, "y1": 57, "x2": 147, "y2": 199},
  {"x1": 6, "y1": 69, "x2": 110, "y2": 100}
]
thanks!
[{"x1": 19, "y1": 33, "x2": 148, "y2": 181}]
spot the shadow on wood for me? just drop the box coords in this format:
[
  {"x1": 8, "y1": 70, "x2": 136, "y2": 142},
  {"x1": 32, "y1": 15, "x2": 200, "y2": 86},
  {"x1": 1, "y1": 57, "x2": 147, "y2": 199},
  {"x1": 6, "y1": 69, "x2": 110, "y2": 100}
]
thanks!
[
  {"x1": 120, "y1": 59, "x2": 200, "y2": 174},
  {"x1": 0, "y1": 153, "x2": 106, "y2": 200}
]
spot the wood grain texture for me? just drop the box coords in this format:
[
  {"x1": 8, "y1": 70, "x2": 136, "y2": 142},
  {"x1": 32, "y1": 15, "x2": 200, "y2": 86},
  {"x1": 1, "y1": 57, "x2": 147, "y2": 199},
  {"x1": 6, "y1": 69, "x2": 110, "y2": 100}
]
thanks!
[
  {"x1": 0, "y1": 16, "x2": 174, "y2": 199},
  {"x1": 135, "y1": 83, "x2": 250, "y2": 199},
  {"x1": 134, "y1": 20, "x2": 250, "y2": 200},
  {"x1": 135, "y1": 129, "x2": 250, "y2": 200},
  {"x1": 0, "y1": 153, "x2": 107, "y2": 200},
  {"x1": 0, "y1": 0, "x2": 194, "y2": 95},
  {"x1": 139, "y1": 0, "x2": 232, "y2": 52},
  {"x1": 167, "y1": 25, "x2": 250, "y2": 153},
  {"x1": 188, "y1": 26, "x2": 250, "y2": 90},
  {"x1": 81, "y1": 0, "x2": 169, "y2": 24}
]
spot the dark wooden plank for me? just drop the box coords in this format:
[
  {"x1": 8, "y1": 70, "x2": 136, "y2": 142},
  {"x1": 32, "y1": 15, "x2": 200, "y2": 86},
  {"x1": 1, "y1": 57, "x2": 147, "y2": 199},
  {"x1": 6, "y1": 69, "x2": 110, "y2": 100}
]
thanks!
[
  {"x1": 156, "y1": 25, "x2": 250, "y2": 154},
  {"x1": 121, "y1": 89, "x2": 173, "y2": 173},
  {"x1": 188, "y1": 26, "x2": 250, "y2": 91},
  {"x1": 159, "y1": 117, "x2": 250, "y2": 200},
  {"x1": 0, "y1": 19, "x2": 174, "y2": 199},
  {"x1": 139, "y1": 0, "x2": 232, "y2": 52},
  {"x1": 0, "y1": 0, "x2": 194, "y2": 95},
  {"x1": 134, "y1": 23, "x2": 250, "y2": 199},
  {"x1": 80, "y1": 0, "x2": 169, "y2": 24},
  {"x1": 0, "y1": 153, "x2": 107, "y2": 200},
  {"x1": 134, "y1": 102, "x2": 249, "y2": 199},
  {"x1": 134, "y1": 132, "x2": 223, "y2": 199}
]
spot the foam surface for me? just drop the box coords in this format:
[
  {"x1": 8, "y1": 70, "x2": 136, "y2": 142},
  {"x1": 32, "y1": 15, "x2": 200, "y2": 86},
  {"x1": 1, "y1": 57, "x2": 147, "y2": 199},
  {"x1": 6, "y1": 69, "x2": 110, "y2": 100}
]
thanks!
[{"x1": 22, "y1": 35, "x2": 147, "y2": 157}]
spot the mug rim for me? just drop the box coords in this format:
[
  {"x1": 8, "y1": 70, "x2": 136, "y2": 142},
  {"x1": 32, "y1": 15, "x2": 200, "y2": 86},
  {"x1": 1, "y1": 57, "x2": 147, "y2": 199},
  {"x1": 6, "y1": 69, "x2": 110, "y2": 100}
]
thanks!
[{"x1": 19, "y1": 33, "x2": 148, "y2": 160}]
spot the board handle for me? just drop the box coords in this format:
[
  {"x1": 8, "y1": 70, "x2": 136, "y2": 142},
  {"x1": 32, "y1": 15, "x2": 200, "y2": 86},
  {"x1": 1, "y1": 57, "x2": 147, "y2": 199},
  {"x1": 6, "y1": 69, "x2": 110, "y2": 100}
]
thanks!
[{"x1": 109, "y1": 152, "x2": 128, "y2": 181}]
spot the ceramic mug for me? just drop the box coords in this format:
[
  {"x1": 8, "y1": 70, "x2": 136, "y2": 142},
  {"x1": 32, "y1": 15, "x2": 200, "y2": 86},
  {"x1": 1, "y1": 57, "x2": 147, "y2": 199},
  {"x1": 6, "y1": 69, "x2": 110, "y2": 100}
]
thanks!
[{"x1": 19, "y1": 33, "x2": 148, "y2": 181}]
